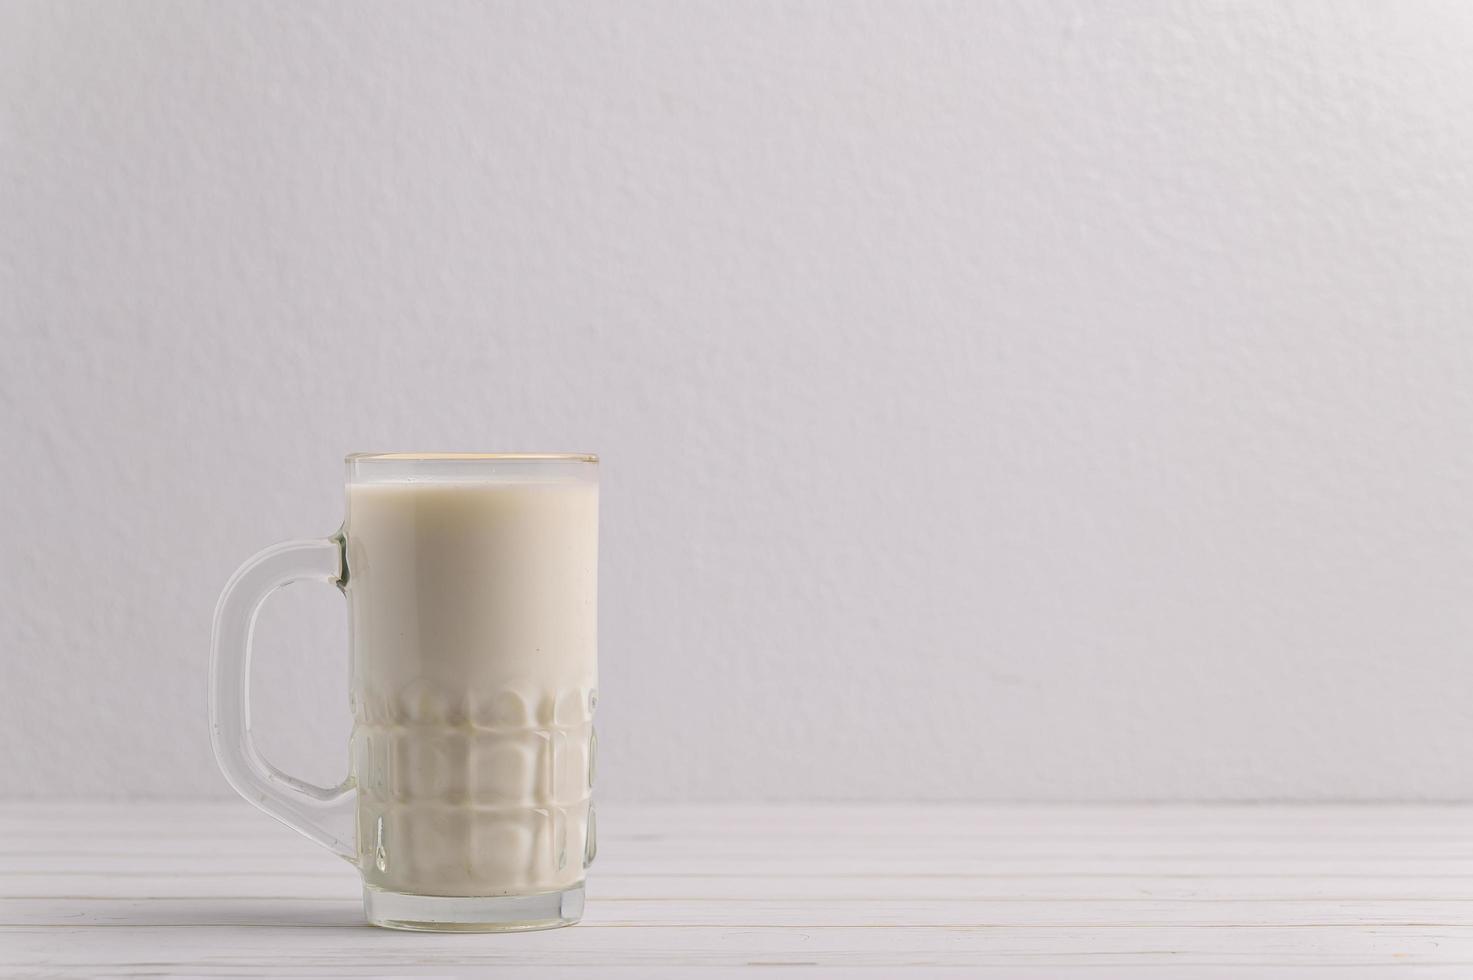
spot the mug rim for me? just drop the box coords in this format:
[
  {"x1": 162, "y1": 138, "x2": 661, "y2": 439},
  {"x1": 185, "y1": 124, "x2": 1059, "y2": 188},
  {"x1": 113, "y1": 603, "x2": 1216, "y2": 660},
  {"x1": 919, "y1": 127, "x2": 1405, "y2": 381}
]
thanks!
[{"x1": 345, "y1": 452, "x2": 598, "y2": 463}]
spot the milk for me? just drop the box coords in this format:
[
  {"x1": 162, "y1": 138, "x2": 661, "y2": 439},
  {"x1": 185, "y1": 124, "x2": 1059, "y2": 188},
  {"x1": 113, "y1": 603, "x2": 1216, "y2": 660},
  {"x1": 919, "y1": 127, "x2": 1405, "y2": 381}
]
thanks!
[{"x1": 344, "y1": 479, "x2": 598, "y2": 897}]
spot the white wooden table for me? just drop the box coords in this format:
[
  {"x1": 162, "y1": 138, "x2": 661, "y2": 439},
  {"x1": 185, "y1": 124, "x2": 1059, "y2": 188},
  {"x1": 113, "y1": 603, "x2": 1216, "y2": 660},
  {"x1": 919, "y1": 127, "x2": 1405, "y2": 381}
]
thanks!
[{"x1": 6, "y1": 802, "x2": 1473, "y2": 977}]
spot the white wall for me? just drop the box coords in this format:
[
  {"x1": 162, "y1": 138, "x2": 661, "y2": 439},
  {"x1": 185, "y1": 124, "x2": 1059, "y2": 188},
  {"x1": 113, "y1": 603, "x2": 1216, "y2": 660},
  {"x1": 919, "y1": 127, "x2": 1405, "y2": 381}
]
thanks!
[{"x1": 4, "y1": 0, "x2": 1473, "y2": 801}]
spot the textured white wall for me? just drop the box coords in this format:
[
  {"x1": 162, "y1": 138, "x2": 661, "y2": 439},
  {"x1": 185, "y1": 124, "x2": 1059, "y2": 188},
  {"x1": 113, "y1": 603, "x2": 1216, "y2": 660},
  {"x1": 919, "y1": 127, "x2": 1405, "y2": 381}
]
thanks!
[{"x1": 4, "y1": 1, "x2": 1473, "y2": 801}]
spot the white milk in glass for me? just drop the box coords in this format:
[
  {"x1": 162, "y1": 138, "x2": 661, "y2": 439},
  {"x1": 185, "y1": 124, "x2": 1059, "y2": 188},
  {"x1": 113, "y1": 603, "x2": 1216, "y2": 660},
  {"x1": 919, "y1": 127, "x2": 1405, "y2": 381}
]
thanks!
[{"x1": 345, "y1": 479, "x2": 598, "y2": 897}]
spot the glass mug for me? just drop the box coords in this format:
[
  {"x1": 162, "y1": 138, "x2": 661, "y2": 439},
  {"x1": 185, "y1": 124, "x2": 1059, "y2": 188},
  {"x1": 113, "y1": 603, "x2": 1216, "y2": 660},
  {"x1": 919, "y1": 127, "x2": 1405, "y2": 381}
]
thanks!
[{"x1": 210, "y1": 453, "x2": 599, "y2": 931}]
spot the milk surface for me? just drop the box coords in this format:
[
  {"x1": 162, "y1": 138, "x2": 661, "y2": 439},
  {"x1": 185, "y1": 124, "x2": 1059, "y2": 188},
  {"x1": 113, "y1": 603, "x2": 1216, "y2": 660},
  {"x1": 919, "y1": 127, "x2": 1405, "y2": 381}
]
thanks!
[{"x1": 344, "y1": 480, "x2": 598, "y2": 897}]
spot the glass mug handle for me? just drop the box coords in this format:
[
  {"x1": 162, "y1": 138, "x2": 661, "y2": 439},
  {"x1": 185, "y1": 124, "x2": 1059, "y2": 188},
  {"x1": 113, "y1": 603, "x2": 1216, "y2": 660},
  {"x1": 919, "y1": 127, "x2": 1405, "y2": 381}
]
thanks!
[{"x1": 209, "y1": 535, "x2": 357, "y2": 862}]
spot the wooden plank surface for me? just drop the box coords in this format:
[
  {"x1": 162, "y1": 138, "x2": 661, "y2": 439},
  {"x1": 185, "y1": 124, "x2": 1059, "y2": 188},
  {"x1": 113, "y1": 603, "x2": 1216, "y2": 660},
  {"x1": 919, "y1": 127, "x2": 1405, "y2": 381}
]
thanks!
[{"x1": 4, "y1": 802, "x2": 1473, "y2": 977}]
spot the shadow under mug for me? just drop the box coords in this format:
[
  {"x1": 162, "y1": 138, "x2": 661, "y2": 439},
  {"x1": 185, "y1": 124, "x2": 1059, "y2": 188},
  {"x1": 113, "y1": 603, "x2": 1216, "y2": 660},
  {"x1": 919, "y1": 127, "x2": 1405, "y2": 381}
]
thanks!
[{"x1": 209, "y1": 453, "x2": 599, "y2": 932}]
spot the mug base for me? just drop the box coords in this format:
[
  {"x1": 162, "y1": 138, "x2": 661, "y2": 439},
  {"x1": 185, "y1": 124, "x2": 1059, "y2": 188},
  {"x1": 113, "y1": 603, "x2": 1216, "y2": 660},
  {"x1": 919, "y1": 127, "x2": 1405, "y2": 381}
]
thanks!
[{"x1": 364, "y1": 883, "x2": 585, "y2": 932}]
